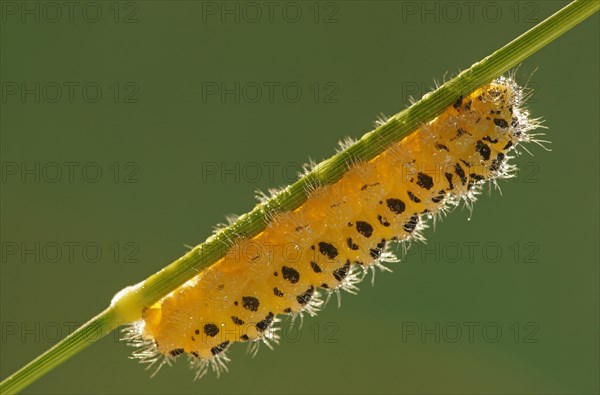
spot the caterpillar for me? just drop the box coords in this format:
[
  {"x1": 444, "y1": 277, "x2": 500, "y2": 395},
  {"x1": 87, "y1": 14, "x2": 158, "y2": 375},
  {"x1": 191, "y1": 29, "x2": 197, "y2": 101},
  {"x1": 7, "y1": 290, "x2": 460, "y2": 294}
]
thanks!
[{"x1": 125, "y1": 76, "x2": 544, "y2": 379}]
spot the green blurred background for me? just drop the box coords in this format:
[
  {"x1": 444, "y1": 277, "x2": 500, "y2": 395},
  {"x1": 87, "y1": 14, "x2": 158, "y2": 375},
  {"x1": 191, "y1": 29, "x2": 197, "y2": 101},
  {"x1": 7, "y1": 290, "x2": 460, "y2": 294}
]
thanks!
[{"x1": 1, "y1": 1, "x2": 598, "y2": 394}]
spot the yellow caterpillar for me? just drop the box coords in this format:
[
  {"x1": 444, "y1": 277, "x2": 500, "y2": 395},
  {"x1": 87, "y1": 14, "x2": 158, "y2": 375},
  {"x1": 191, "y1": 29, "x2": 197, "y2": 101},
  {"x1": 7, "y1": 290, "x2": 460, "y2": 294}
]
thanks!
[{"x1": 126, "y1": 76, "x2": 543, "y2": 378}]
